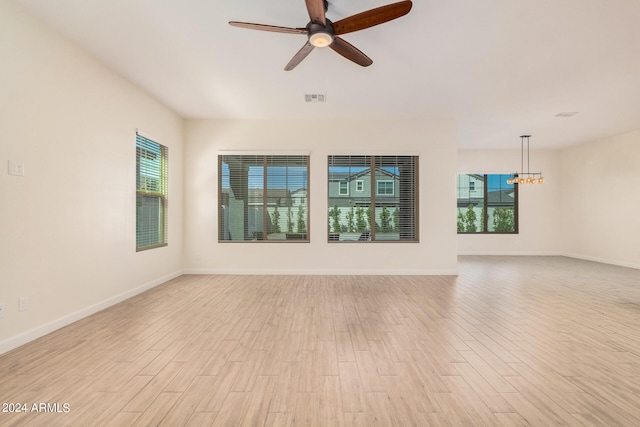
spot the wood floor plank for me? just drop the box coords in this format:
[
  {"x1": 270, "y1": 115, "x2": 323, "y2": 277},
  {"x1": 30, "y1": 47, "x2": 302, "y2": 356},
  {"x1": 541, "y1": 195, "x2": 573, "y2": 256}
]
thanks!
[
  {"x1": 367, "y1": 339, "x2": 396, "y2": 376},
  {"x1": 443, "y1": 375, "x2": 506, "y2": 427},
  {"x1": 451, "y1": 362, "x2": 514, "y2": 413},
  {"x1": 354, "y1": 350, "x2": 384, "y2": 392},
  {"x1": 195, "y1": 361, "x2": 244, "y2": 412},
  {"x1": 259, "y1": 340, "x2": 288, "y2": 376},
  {"x1": 318, "y1": 339, "x2": 339, "y2": 376},
  {"x1": 347, "y1": 324, "x2": 369, "y2": 351},
  {"x1": 380, "y1": 374, "x2": 439, "y2": 419},
  {"x1": 293, "y1": 392, "x2": 321, "y2": 427},
  {"x1": 458, "y1": 350, "x2": 517, "y2": 393},
  {"x1": 211, "y1": 391, "x2": 251, "y2": 427},
  {"x1": 198, "y1": 339, "x2": 239, "y2": 376},
  {"x1": 185, "y1": 412, "x2": 217, "y2": 427},
  {"x1": 269, "y1": 361, "x2": 300, "y2": 413},
  {"x1": 265, "y1": 412, "x2": 294, "y2": 427},
  {"x1": 131, "y1": 391, "x2": 182, "y2": 427},
  {"x1": 318, "y1": 375, "x2": 345, "y2": 427},
  {"x1": 160, "y1": 375, "x2": 218, "y2": 426},
  {"x1": 338, "y1": 362, "x2": 368, "y2": 413},
  {"x1": 166, "y1": 350, "x2": 214, "y2": 392},
  {"x1": 231, "y1": 349, "x2": 267, "y2": 392},
  {"x1": 298, "y1": 350, "x2": 321, "y2": 393},
  {"x1": 335, "y1": 331, "x2": 356, "y2": 362}
]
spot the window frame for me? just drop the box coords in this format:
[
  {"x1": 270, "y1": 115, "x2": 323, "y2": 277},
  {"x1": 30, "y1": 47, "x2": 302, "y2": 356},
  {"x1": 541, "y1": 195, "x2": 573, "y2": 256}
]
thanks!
[
  {"x1": 136, "y1": 132, "x2": 168, "y2": 251},
  {"x1": 355, "y1": 180, "x2": 364, "y2": 192},
  {"x1": 457, "y1": 173, "x2": 519, "y2": 234}
]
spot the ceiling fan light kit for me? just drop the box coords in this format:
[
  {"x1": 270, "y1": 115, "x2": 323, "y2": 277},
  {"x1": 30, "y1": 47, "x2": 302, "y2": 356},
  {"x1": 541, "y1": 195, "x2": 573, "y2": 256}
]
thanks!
[
  {"x1": 307, "y1": 22, "x2": 334, "y2": 47},
  {"x1": 229, "y1": 0, "x2": 413, "y2": 70}
]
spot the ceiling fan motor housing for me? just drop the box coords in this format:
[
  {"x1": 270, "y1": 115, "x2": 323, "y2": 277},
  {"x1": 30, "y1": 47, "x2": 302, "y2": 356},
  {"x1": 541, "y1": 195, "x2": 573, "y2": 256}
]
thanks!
[{"x1": 307, "y1": 20, "x2": 335, "y2": 47}]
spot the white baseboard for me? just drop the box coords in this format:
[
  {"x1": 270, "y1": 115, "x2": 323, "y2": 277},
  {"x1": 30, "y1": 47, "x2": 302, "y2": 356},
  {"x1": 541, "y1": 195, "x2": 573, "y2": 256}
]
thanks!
[
  {"x1": 0, "y1": 271, "x2": 183, "y2": 356},
  {"x1": 183, "y1": 268, "x2": 459, "y2": 276},
  {"x1": 561, "y1": 253, "x2": 640, "y2": 270},
  {"x1": 457, "y1": 251, "x2": 563, "y2": 256}
]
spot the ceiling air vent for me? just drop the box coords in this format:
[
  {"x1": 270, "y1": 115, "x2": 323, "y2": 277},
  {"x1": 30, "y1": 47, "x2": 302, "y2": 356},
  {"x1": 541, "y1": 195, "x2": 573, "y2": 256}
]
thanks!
[{"x1": 305, "y1": 94, "x2": 326, "y2": 103}]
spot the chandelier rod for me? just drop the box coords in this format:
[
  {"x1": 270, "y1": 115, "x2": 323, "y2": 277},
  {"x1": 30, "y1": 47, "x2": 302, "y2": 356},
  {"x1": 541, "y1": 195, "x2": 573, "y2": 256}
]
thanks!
[{"x1": 527, "y1": 135, "x2": 530, "y2": 174}]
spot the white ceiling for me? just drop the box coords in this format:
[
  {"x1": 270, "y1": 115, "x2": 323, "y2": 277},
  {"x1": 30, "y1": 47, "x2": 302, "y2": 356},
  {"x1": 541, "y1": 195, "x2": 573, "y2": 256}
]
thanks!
[{"x1": 13, "y1": 0, "x2": 640, "y2": 149}]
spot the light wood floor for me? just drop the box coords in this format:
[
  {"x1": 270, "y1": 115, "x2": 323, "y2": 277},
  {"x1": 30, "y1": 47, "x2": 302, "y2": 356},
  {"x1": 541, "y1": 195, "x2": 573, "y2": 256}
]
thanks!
[{"x1": 2, "y1": 256, "x2": 640, "y2": 426}]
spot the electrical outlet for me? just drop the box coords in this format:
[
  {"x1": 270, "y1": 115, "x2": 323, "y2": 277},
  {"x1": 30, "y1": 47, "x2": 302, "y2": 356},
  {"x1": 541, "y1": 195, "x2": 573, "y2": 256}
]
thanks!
[
  {"x1": 0, "y1": 304, "x2": 5, "y2": 319},
  {"x1": 18, "y1": 297, "x2": 28, "y2": 312},
  {"x1": 8, "y1": 160, "x2": 25, "y2": 176}
]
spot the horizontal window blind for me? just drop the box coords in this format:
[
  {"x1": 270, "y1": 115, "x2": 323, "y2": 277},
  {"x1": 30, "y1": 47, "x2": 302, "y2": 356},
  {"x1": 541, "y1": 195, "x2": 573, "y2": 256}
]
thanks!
[
  {"x1": 328, "y1": 155, "x2": 418, "y2": 242},
  {"x1": 136, "y1": 133, "x2": 168, "y2": 250},
  {"x1": 375, "y1": 155, "x2": 418, "y2": 241},
  {"x1": 219, "y1": 154, "x2": 309, "y2": 242}
]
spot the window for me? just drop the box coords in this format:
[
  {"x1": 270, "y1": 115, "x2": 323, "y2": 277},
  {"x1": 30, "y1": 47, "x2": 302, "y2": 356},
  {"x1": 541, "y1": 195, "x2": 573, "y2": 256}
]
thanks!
[
  {"x1": 457, "y1": 174, "x2": 518, "y2": 233},
  {"x1": 219, "y1": 154, "x2": 309, "y2": 242},
  {"x1": 339, "y1": 181, "x2": 349, "y2": 195},
  {"x1": 136, "y1": 133, "x2": 168, "y2": 251},
  {"x1": 328, "y1": 155, "x2": 418, "y2": 242},
  {"x1": 377, "y1": 180, "x2": 394, "y2": 196}
]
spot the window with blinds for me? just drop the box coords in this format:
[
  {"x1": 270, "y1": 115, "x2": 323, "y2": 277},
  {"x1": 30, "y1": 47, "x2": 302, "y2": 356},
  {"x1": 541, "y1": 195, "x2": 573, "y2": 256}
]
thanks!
[
  {"x1": 219, "y1": 154, "x2": 309, "y2": 242},
  {"x1": 136, "y1": 133, "x2": 168, "y2": 251},
  {"x1": 328, "y1": 155, "x2": 418, "y2": 242}
]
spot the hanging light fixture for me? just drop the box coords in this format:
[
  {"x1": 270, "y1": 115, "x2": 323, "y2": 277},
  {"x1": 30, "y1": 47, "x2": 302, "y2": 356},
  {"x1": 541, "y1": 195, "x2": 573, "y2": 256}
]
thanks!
[{"x1": 506, "y1": 135, "x2": 544, "y2": 185}]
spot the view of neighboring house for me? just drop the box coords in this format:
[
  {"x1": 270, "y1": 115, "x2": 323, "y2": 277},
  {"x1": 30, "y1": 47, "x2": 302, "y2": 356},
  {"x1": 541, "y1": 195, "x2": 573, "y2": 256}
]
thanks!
[
  {"x1": 457, "y1": 174, "x2": 517, "y2": 233},
  {"x1": 328, "y1": 167, "x2": 400, "y2": 207},
  {"x1": 456, "y1": 174, "x2": 485, "y2": 203},
  {"x1": 328, "y1": 166, "x2": 402, "y2": 240}
]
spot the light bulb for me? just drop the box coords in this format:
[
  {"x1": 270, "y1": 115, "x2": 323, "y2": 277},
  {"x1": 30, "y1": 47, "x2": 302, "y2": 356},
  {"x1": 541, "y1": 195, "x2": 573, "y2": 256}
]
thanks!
[
  {"x1": 507, "y1": 178, "x2": 513, "y2": 184},
  {"x1": 538, "y1": 177, "x2": 544, "y2": 183}
]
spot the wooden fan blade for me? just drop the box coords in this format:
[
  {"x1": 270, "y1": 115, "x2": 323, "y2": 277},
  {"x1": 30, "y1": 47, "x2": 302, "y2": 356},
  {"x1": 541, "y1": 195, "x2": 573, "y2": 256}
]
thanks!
[
  {"x1": 329, "y1": 37, "x2": 373, "y2": 67},
  {"x1": 333, "y1": 1, "x2": 412, "y2": 35},
  {"x1": 229, "y1": 21, "x2": 308, "y2": 35},
  {"x1": 305, "y1": 0, "x2": 326, "y2": 26},
  {"x1": 285, "y1": 42, "x2": 315, "y2": 71}
]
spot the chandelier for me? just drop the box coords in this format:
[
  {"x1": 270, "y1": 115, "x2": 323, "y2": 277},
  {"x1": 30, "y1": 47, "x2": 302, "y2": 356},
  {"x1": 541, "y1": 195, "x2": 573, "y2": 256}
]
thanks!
[{"x1": 507, "y1": 135, "x2": 544, "y2": 185}]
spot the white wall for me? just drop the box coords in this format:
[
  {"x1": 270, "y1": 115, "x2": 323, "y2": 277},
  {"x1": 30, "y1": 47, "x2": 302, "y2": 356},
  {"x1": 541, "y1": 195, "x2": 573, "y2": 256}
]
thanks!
[
  {"x1": 457, "y1": 149, "x2": 562, "y2": 255},
  {"x1": 0, "y1": 1, "x2": 184, "y2": 352},
  {"x1": 560, "y1": 131, "x2": 640, "y2": 269},
  {"x1": 184, "y1": 118, "x2": 458, "y2": 274}
]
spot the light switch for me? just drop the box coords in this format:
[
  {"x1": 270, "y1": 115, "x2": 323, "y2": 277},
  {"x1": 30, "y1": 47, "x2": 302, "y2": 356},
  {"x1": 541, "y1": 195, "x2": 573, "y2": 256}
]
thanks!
[{"x1": 8, "y1": 160, "x2": 25, "y2": 176}]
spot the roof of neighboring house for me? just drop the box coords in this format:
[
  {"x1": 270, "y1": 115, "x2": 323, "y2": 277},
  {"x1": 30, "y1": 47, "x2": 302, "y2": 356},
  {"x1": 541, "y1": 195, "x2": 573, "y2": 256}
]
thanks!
[
  {"x1": 328, "y1": 167, "x2": 398, "y2": 182},
  {"x1": 487, "y1": 189, "x2": 515, "y2": 204},
  {"x1": 457, "y1": 189, "x2": 515, "y2": 207}
]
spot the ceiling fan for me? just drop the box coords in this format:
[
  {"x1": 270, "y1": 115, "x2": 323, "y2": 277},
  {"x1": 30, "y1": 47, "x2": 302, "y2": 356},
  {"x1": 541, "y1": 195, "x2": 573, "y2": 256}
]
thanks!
[{"x1": 229, "y1": 0, "x2": 413, "y2": 70}]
